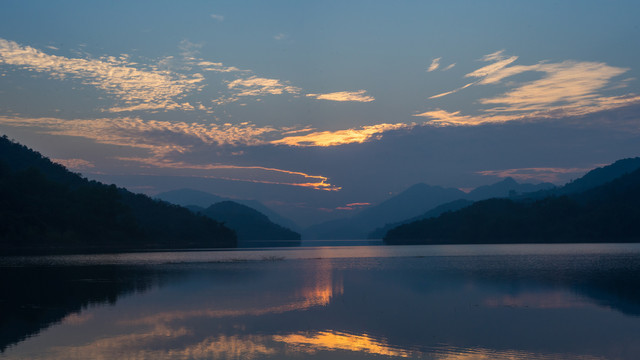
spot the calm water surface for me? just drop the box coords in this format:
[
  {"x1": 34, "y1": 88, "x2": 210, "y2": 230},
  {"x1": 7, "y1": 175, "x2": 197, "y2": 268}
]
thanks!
[{"x1": 2, "y1": 244, "x2": 640, "y2": 359}]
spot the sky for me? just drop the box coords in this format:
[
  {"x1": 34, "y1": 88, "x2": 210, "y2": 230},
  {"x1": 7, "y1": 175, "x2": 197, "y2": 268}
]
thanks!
[{"x1": 1, "y1": 0, "x2": 640, "y2": 226}]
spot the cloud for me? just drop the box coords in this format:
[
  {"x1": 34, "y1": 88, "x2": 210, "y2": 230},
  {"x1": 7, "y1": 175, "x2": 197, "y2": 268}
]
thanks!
[
  {"x1": 210, "y1": 13, "x2": 224, "y2": 21},
  {"x1": 428, "y1": 82, "x2": 474, "y2": 99},
  {"x1": 52, "y1": 158, "x2": 95, "y2": 170},
  {"x1": 197, "y1": 61, "x2": 247, "y2": 73},
  {"x1": 476, "y1": 166, "x2": 594, "y2": 183},
  {"x1": 226, "y1": 76, "x2": 301, "y2": 97},
  {"x1": 0, "y1": 38, "x2": 205, "y2": 112},
  {"x1": 306, "y1": 90, "x2": 374, "y2": 103},
  {"x1": 0, "y1": 115, "x2": 343, "y2": 191},
  {"x1": 274, "y1": 33, "x2": 287, "y2": 41},
  {"x1": 427, "y1": 57, "x2": 441, "y2": 72},
  {"x1": 420, "y1": 50, "x2": 640, "y2": 126},
  {"x1": 442, "y1": 63, "x2": 456, "y2": 71},
  {"x1": 117, "y1": 158, "x2": 341, "y2": 191},
  {"x1": 272, "y1": 123, "x2": 413, "y2": 147}
]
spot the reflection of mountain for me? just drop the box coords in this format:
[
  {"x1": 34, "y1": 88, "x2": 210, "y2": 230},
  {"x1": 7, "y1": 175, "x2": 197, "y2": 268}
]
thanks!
[
  {"x1": 4, "y1": 249, "x2": 640, "y2": 359},
  {"x1": 0, "y1": 136, "x2": 236, "y2": 253},
  {"x1": 191, "y1": 201, "x2": 301, "y2": 247},
  {"x1": 386, "y1": 158, "x2": 640, "y2": 244},
  {"x1": 0, "y1": 265, "x2": 164, "y2": 352}
]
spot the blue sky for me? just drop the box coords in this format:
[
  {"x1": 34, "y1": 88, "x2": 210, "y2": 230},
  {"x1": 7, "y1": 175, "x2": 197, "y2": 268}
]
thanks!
[{"x1": 2, "y1": 1, "x2": 640, "y2": 225}]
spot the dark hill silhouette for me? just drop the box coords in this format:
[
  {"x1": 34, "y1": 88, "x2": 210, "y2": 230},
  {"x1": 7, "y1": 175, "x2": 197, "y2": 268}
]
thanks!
[
  {"x1": 0, "y1": 135, "x2": 236, "y2": 253},
  {"x1": 195, "y1": 201, "x2": 301, "y2": 247},
  {"x1": 368, "y1": 199, "x2": 473, "y2": 239},
  {"x1": 156, "y1": 188, "x2": 300, "y2": 232},
  {"x1": 384, "y1": 160, "x2": 640, "y2": 245}
]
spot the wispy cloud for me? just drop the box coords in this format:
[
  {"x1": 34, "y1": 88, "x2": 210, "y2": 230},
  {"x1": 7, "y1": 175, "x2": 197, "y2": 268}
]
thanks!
[
  {"x1": 0, "y1": 115, "x2": 342, "y2": 190},
  {"x1": 227, "y1": 76, "x2": 301, "y2": 97},
  {"x1": 272, "y1": 123, "x2": 413, "y2": 147},
  {"x1": 420, "y1": 50, "x2": 640, "y2": 126},
  {"x1": 306, "y1": 90, "x2": 374, "y2": 103},
  {"x1": 274, "y1": 33, "x2": 287, "y2": 41},
  {"x1": 477, "y1": 166, "x2": 593, "y2": 183},
  {"x1": 0, "y1": 38, "x2": 205, "y2": 113},
  {"x1": 427, "y1": 57, "x2": 441, "y2": 72},
  {"x1": 210, "y1": 13, "x2": 224, "y2": 21},
  {"x1": 197, "y1": 61, "x2": 247, "y2": 73},
  {"x1": 442, "y1": 63, "x2": 456, "y2": 71},
  {"x1": 117, "y1": 158, "x2": 341, "y2": 191},
  {"x1": 51, "y1": 158, "x2": 95, "y2": 170}
]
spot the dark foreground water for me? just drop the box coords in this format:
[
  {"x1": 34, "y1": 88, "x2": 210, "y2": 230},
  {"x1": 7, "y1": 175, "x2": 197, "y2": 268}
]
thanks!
[{"x1": 2, "y1": 244, "x2": 640, "y2": 359}]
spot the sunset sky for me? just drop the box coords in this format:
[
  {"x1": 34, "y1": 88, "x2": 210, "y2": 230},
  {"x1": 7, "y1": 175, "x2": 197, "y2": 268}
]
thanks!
[{"x1": 2, "y1": 1, "x2": 640, "y2": 226}]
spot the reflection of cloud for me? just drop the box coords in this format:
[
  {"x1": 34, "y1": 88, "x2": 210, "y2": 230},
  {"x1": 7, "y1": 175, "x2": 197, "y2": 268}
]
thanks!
[
  {"x1": 422, "y1": 50, "x2": 640, "y2": 126},
  {"x1": 427, "y1": 57, "x2": 441, "y2": 72},
  {"x1": 52, "y1": 158, "x2": 95, "y2": 170},
  {"x1": 41, "y1": 327, "x2": 276, "y2": 360},
  {"x1": 272, "y1": 123, "x2": 412, "y2": 147},
  {"x1": 227, "y1": 76, "x2": 301, "y2": 97},
  {"x1": 273, "y1": 330, "x2": 412, "y2": 357},
  {"x1": 477, "y1": 166, "x2": 593, "y2": 183},
  {"x1": 0, "y1": 38, "x2": 204, "y2": 112},
  {"x1": 306, "y1": 89, "x2": 374, "y2": 102}
]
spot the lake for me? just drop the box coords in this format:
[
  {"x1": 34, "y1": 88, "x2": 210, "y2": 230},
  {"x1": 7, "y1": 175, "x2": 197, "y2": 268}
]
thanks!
[{"x1": 2, "y1": 243, "x2": 640, "y2": 359}]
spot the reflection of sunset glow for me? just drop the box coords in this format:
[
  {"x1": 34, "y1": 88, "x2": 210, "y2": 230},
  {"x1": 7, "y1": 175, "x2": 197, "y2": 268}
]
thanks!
[
  {"x1": 124, "y1": 260, "x2": 342, "y2": 326},
  {"x1": 273, "y1": 330, "x2": 412, "y2": 357}
]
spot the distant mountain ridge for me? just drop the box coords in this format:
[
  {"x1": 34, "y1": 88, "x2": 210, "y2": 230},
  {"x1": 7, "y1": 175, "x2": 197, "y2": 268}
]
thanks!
[
  {"x1": 384, "y1": 157, "x2": 640, "y2": 244},
  {"x1": 0, "y1": 135, "x2": 236, "y2": 253},
  {"x1": 189, "y1": 201, "x2": 301, "y2": 247},
  {"x1": 156, "y1": 188, "x2": 300, "y2": 232},
  {"x1": 305, "y1": 178, "x2": 554, "y2": 240}
]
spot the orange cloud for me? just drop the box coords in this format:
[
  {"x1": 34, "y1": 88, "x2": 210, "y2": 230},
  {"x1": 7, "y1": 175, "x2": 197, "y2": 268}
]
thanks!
[
  {"x1": 227, "y1": 76, "x2": 300, "y2": 97},
  {"x1": 306, "y1": 89, "x2": 374, "y2": 102},
  {"x1": 272, "y1": 123, "x2": 413, "y2": 147},
  {"x1": 0, "y1": 38, "x2": 204, "y2": 112}
]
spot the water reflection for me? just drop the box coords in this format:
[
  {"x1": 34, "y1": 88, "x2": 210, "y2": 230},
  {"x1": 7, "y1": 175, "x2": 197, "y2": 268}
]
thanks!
[{"x1": 2, "y1": 245, "x2": 640, "y2": 359}]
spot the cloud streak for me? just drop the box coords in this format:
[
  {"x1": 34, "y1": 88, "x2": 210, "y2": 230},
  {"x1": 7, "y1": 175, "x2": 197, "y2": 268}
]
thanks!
[
  {"x1": 227, "y1": 76, "x2": 301, "y2": 97},
  {"x1": 427, "y1": 58, "x2": 441, "y2": 72},
  {"x1": 306, "y1": 90, "x2": 374, "y2": 103},
  {"x1": 476, "y1": 166, "x2": 594, "y2": 183},
  {"x1": 0, "y1": 38, "x2": 205, "y2": 112},
  {"x1": 420, "y1": 50, "x2": 640, "y2": 126},
  {"x1": 272, "y1": 123, "x2": 413, "y2": 147}
]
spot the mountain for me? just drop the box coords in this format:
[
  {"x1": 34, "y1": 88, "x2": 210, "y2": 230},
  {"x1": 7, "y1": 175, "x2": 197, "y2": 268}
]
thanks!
[
  {"x1": 384, "y1": 159, "x2": 640, "y2": 245},
  {"x1": 304, "y1": 184, "x2": 467, "y2": 239},
  {"x1": 368, "y1": 199, "x2": 473, "y2": 239},
  {"x1": 466, "y1": 177, "x2": 555, "y2": 200},
  {"x1": 194, "y1": 201, "x2": 301, "y2": 247},
  {"x1": 305, "y1": 178, "x2": 555, "y2": 240},
  {"x1": 0, "y1": 135, "x2": 236, "y2": 253},
  {"x1": 156, "y1": 188, "x2": 299, "y2": 231}
]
